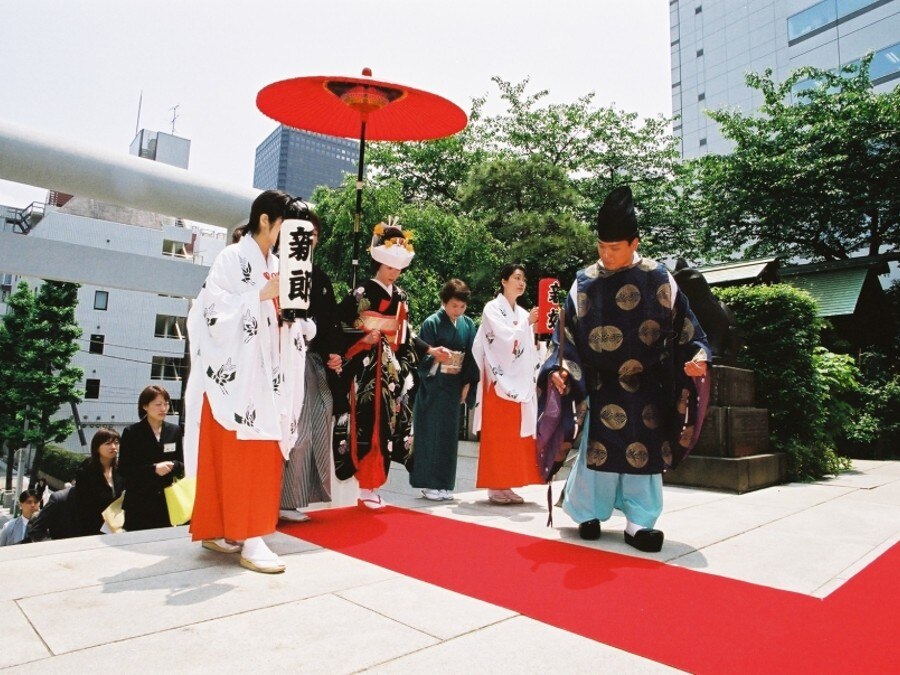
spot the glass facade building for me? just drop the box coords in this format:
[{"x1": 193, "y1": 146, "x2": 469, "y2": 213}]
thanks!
[
  {"x1": 252, "y1": 125, "x2": 359, "y2": 201},
  {"x1": 671, "y1": 0, "x2": 899, "y2": 159}
]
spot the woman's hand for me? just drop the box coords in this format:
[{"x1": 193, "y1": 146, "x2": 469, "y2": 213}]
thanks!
[
  {"x1": 429, "y1": 346, "x2": 453, "y2": 364},
  {"x1": 528, "y1": 307, "x2": 539, "y2": 325},
  {"x1": 363, "y1": 330, "x2": 381, "y2": 345},
  {"x1": 155, "y1": 461, "x2": 175, "y2": 476},
  {"x1": 684, "y1": 359, "x2": 708, "y2": 377},
  {"x1": 259, "y1": 274, "x2": 279, "y2": 301}
]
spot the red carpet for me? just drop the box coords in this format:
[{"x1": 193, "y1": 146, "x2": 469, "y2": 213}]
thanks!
[{"x1": 280, "y1": 506, "x2": 899, "y2": 674}]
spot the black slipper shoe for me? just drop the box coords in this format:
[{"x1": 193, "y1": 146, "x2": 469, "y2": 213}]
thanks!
[
  {"x1": 578, "y1": 519, "x2": 601, "y2": 540},
  {"x1": 625, "y1": 528, "x2": 664, "y2": 552}
]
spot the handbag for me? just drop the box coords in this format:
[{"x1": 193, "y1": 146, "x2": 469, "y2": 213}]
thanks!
[
  {"x1": 101, "y1": 493, "x2": 125, "y2": 534},
  {"x1": 164, "y1": 476, "x2": 197, "y2": 526}
]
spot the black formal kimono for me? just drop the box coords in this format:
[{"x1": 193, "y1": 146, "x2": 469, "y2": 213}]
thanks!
[{"x1": 119, "y1": 418, "x2": 185, "y2": 530}]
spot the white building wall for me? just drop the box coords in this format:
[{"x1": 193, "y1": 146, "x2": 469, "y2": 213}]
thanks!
[
  {"x1": 672, "y1": 0, "x2": 900, "y2": 159},
  {"x1": 22, "y1": 209, "x2": 225, "y2": 453}
]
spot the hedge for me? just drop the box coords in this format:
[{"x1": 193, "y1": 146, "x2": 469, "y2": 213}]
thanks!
[{"x1": 714, "y1": 284, "x2": 850, "y2": 480}]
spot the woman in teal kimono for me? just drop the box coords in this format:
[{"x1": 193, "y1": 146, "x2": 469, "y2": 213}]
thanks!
[{"x1": 409, "y1": 279, "x2": 480, "y2": 500}]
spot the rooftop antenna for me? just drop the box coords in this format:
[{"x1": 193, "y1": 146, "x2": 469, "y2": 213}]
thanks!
[
  {"x1": 134, "y1": 90, "x2": 143, "y2": 136},
  {"x1": 169, "y1": 104, "x2": 180, "y2": 135}
]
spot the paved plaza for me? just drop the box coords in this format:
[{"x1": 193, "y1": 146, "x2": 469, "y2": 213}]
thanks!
[{"x1": 1, "y1": 444, "x2": 898, "y2": 673}]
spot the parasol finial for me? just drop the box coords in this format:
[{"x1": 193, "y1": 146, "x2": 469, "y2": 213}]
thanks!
[{"x1": 362, "y1": 67, "x2": 372, "y2": 77}]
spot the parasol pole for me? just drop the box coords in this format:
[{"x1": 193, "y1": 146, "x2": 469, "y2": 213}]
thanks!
[{"x1": 351, "y1": 119, "x2": 367, "y2": 289}]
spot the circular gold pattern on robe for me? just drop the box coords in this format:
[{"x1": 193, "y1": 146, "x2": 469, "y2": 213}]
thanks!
[
  {"x1": 587, "y1": 441, "x2": 608, "y2": 467},
  {"x1": 679, "y1": 320, "x2": 695, "y2": 345},
  {"x1": 639, "y1": 258, "x2": 659, "y2": 272},
  {"x1": 562, "y1": 360, "x2": 583, "y2": 382},
  {"x1": 577, "y1": 293, "x2": 590, "y2": 318},
  {"x1": 618, "y1": 359, "x2": 644, "y2": 393},
  {"x1": 639, "y1": 320, "x2": 661, "y2": 346},
  {"x1": 679, "y1": 425, "x2": 695, "y2": 448},
  {"x1": 600, "y1": 404, "x2": 627, "y2": 430},
  {"x1": 615, "y1": 284, "x2": 641, "y2": 311},
  {"x1": 589, "y1": 325, "x2": 624, "y2": 352},
  {"x1": 656, "y1": 283, "x2": 672, "y2": 309},
  {"x1": 661, "y1": 441, "x2": 673, "y2": 467},
  {"x1": 642, "y1": 404, "x2": 660, "y2": 429},
  {"x1": 626, "y1": 442, "x2": 649, "y2": 468},
  {"x1": 584, "y1": 263, "x2": 600, "y2": 279},
  {"x1": 676, "y1": 388, "x2": 690, "y2": 415}
]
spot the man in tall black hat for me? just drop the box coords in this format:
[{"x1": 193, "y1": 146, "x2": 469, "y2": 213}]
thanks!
[{"x1": 539, "y1": 185, "x2": 710, "y2": 552}]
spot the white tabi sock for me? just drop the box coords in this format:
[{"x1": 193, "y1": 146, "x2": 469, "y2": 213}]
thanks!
[{"x1": 625, "y1": 520, "x2": 645, "y2": 536}]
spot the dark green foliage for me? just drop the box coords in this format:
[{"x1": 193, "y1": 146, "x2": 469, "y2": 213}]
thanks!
[
  {"x1": 688, "y1": 55, "x2": 899, "y2": 262},
  {"x1": 39, "y1": 444, "x2": 85, "y2": 484},
  {"x1": 714, "y1": 284, "x2": 850, "y2": 480},
  {"x1": 0, "y1": 280, "x2": 83, "y2": 483}
]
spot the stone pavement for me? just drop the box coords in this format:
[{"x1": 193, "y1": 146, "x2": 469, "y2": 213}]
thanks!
[{"x1": 1, "y1": 446, "x2": 898, "y2": 673}]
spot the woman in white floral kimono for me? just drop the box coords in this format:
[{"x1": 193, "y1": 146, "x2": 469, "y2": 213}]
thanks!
[
  {"x1": 472, "y1": 263, "x2": 544, "y2": 505},
  {"x1": 184, "y1": 190, "x2": 313, "y2": 574}
]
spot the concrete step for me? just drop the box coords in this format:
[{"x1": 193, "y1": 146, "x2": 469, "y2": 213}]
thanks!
[{"x1": 663, "y1": 452, "x2": 788, "y2": 493}]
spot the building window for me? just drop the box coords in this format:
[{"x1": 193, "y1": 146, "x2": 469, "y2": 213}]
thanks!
[
  {"x1": 155, "y1": 314, "x2": 187, "y2": 339},
  {"x1": 788, "y1": 0, "x2": 888, "y2": 46},
  {"x1": 869, "y1": 41, "x2": 900, "y2": 86},
  {"x1": 700, "y1": 138, "x2": 708, "y2": 146},
  {"x1": 94, "y1": 290, "x2": 108, "y2": 311},
  {"x1": 85, "y1": 379, "x2": 100, "y2": 399},
  {"x1": 696, "y1": 48, "x2": 704, "y2": 57},
  {"x1": 168, "y1": 399, "x2": 183, "y2": 416},
  {"x1": 162, "y1": 239, "x2": 190, "y2": 259},
  {"x1": 89, "y1": 334, "x2": 104, "y2": 354},
  {"x1": 698, "y1": 92, "x2": 706, "y2": 101},
  {"x1": 151, "y1": 356, "x2": 185, "y2": 381}
]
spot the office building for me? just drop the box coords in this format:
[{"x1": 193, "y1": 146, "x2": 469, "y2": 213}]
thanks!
[
  {"x1": 0, "y1": 129, "x2": 225, "y2": 452},
  {"x1": 253, "y1": 125, "x2": 358, "y2": 200},
  {"x1": 671, "y1": 0, "x2": 900, "y2": 159}
]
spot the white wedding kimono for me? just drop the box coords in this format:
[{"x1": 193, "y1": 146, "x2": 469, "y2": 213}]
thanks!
[
  {"x1": 183, "y1": 234, "x2": 314, "y2": 476},
  {"x1": 472, "y1": 294, "x2": 541, "y2": 438}
]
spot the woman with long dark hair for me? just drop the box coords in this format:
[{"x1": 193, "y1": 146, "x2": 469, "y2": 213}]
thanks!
[{"x1": 118, "y1": 385, "x2": 184, "y2": 531}]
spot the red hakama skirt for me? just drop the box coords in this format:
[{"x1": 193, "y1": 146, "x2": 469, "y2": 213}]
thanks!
[
  {"x1": 476, "y1": 380, "x2": 543, "y2": 489},
  {"x1": 190, "y1": 396, "x2": 283, "y2": 542}
]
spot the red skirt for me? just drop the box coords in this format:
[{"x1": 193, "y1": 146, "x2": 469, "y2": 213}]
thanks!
[
  {"x1": 190, "y1": 397, "x2": 283, "y2": 542},
  {"x1": 476, "y1": 381, "x2": 543, "y2": 489}
]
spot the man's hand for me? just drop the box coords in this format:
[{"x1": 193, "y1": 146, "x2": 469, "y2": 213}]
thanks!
[
  {"x1": 155, "y1": 461, "x2": 174, "y2": 476},
  {"x1": 550, "y1": 369, "x2": 569, "y2": 395}
]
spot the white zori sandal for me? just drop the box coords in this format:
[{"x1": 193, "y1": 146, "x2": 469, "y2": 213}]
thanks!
[{"x1": 239, "y1": 537, "x2": 285, "y2": 574}]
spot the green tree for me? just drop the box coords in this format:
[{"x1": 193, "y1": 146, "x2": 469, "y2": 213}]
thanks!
[
  {"x1": 310, "y1": 179, "x2": 504, "y2": 324},
  {"x1": 0, "y1": 282, "x2": 37, "y2": 489},
  {"x1": 370, "y1": 77, "x2": 691, "y2": 263},
  {"x1": 693, "y1": 55, "x2": 900, "y2": 261},
  {"x1": 0, "y1": 280, "x2": 83, "y2": 482}
]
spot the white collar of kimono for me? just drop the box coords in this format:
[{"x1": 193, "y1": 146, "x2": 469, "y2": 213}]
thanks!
[{"x1": 238, "y1": 231, "x2": 278, "y2": 274}]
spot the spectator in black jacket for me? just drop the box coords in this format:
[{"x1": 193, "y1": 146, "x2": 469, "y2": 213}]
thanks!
[
  {"x1": 119, "y1": 385, "x2": 184, "y2": 530},
  {"x1": 71, "y1": 427, "x2": 125, "y2": 536}
]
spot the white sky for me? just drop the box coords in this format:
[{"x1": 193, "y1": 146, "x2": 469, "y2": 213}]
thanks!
[{"x1": 0, "y1": 0, "x2": 672, "y2": 208}]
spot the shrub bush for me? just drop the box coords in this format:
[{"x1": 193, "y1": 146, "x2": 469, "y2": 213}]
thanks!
[
  {"x1": 714, "y1": 284, "x2": 850, "y2": 480},
  {"x1": 38, "y1": 444, "x2": 85, "y2": 483}
]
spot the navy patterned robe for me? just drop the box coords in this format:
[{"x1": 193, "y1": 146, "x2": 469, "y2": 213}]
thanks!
[{"x1": 540, "y1": 256, "x2": 710, "y2": 475}]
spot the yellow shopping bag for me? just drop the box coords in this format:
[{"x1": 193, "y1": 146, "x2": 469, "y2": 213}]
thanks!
[{"x1": 164, "y1": 476, "x2": 197, "y2": 526}]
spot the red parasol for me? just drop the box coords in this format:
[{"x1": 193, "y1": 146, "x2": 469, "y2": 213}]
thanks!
[{"x1": 257, "y1": 68, "x2": 468, "y2": 286}]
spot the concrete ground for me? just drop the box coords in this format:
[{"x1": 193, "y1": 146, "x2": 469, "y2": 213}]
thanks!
[{"x1": 1, "y1": 444, "x2": 898, "y2": 673}]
